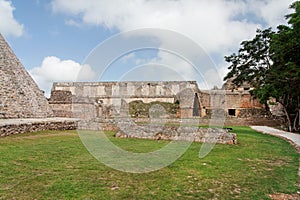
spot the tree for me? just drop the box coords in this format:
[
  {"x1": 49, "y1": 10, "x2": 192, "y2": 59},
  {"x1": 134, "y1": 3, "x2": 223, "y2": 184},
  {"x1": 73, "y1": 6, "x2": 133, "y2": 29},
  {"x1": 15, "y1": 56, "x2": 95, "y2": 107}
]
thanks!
[
  {"x1": 270, "y1": 1, "x2": 300, "y2": 131},
  {"x1": 223, "y1": 28, "x2": 275, "y2": 115},
  {"x1": 224, "y1": 1, "x2": 300, "y2": 132}
]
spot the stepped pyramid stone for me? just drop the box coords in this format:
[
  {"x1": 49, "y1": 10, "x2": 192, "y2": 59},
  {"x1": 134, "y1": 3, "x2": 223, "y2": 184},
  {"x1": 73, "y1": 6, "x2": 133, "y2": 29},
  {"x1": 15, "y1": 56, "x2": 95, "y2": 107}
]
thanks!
[{"x1": 0, "y1": 34, "x2": 53, "y2": 118}]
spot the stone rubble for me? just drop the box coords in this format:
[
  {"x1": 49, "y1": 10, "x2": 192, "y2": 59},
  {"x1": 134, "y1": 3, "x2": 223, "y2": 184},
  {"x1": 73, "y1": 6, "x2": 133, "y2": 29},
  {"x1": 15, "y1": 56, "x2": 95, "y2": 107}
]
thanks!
[
  {"x1": 115, "y1": 124, "x2": 237, "y2": 144},
  {"x1": 78, "y1": 118, "x2": 237, "y2": 144}
]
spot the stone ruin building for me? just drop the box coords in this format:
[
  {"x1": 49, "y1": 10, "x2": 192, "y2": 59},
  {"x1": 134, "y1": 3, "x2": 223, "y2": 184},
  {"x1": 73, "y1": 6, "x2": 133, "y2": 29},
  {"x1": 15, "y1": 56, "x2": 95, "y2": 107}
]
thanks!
[
  {"x1": 0, "y1": 34, "x2": 76, "y2": 136},
  {"x1": 0, "y1": 33, "x2": 265, "y2": 122},
  {"x1": 49, "y1": 81, "x2": 200, "y2": 119},
  {"x1": 0, "y1": 34, "x2": 53, "y2": 119},
  {"x1": 0, "y1": 33, "x2": 265, "y2": 142},
  {"x1": 49, "y1": 80, "x2": 265, "y2": 120}
]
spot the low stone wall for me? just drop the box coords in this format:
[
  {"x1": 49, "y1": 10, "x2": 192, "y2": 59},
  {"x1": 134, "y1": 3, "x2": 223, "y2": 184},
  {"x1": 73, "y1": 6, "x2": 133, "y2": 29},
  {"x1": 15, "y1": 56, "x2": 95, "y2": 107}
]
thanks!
[
  {"x1": 132, "y1": 117, "x2": 281, "y2": 127},
  {"x1": 115, "y1": 123, "x2": 237, "y2": 144},
  {"x1": 78, "y1": 118, "x2": 237, "y2": 144},
  {"x1": 0, "y1": 118, "x2": 79, "y2": 137}
]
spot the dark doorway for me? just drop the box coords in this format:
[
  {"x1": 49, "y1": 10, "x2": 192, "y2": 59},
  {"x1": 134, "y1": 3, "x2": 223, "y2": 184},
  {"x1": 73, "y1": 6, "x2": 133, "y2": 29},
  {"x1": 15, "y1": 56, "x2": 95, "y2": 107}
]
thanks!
[
  {"x1": 193, "y1": 93, "x2": 200, "y2": 116},
  {"x1": 228, "y1": 109, "x2": 236, "y2": 116}
]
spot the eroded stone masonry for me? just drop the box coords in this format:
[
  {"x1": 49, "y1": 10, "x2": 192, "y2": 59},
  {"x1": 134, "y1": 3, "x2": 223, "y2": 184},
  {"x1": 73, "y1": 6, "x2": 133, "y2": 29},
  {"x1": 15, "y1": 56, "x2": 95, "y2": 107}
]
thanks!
[
  {"x1": 49, "y1": 81, "x2": 265, "y2": 120},
  {"x1": 0, "y1": 34, "x2": 53, "y2": 119}
]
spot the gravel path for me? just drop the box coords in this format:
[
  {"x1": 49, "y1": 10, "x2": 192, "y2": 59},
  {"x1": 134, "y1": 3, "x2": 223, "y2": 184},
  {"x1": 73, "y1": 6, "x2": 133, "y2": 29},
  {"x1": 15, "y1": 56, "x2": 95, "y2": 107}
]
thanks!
[{"x1": 250, "y1": 126, "x2": 300, "y2": 147}]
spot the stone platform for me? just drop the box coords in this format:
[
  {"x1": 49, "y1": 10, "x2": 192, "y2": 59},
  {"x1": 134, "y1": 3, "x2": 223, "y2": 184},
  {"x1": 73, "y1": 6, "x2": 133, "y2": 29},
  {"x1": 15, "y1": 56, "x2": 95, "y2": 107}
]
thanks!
[
  {"x1": 78, "y1": 118, "x2": 237, "y2": 144},
  {"x1": 0, "y1": 118, "x2": 79, "y2": 136}
]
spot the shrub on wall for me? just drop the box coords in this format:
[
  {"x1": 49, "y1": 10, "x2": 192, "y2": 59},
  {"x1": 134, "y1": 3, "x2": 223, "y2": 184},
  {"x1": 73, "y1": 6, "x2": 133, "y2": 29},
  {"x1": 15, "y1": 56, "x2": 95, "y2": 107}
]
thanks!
[{"x1": 129, "y1": 100, "x2": 179, "y2": 118}]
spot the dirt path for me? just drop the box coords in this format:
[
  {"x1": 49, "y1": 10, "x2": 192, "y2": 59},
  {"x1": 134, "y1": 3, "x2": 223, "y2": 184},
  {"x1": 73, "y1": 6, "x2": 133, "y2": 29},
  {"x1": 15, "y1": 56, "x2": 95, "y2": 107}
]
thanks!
[{"x1": 250, "y1": 126, "x2": 300, "y2": 147}]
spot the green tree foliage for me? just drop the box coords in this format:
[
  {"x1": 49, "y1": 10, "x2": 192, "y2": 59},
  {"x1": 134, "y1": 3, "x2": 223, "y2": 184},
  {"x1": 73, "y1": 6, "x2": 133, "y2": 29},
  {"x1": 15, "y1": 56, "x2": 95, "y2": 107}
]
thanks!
[{"x1": 224, "y1": 1, "x2": 300, "y2": 131}]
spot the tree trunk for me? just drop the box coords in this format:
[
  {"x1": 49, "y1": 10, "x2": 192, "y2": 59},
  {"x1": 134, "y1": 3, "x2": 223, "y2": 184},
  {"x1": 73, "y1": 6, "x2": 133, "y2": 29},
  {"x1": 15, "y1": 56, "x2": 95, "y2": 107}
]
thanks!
[
  {"x1": 279, "y1": 102, "x2": 292, "y2": 132},
  {"x1": 264, "y1": 102, "x2": 271, "y2": 115},
  {"x1": 293, "y1": 111, "x2": 298, "y2": 131},
  {"x1": 299, "y1": 109, "x2": 300, "y2": 127},
  {"x1": 295, "y1": 109, "x2": 300, "y2": 132}
]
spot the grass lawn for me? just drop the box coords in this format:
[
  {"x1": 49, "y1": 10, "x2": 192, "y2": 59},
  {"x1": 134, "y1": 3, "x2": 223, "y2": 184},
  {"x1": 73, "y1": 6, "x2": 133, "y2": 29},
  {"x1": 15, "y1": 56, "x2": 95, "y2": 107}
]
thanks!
[{"x1": 0, "y1": 127, "x2": 299, "y2": 199}]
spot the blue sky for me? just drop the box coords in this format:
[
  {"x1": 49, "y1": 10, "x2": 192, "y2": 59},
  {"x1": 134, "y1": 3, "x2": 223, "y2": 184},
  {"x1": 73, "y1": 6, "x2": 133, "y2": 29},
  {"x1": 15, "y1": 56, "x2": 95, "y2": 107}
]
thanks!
[
  {"x1": 0, "y1": 0, "x2": 295, "y2": 96},
  {"x1": 4, "y1": 1, "x2": 114, "y2": 68}
]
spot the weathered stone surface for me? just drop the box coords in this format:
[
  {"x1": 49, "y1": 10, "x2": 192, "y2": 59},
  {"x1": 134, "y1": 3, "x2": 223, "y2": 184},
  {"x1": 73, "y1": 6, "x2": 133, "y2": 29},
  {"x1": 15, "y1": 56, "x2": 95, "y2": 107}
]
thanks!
[
  {"x1": 49, "y1": 81, "x2": 267, "y2": 119},
  {"x1": 201, "y1": 90, "x2": 265, "y2": 118},
  {"x1": 49, "y1": 81, "x2": 201, "y2": 119},
  {"x1": 0, "y1": 34, "x2": 53, "y2": 119},
  {"x1": 115, "y1": 123, "x2": 237, "y2": 144},
  {"x1": 0, "y1": 118, "x2": 79, "y2": 136},
  {"x1": 49, "y1": 90, "x2": 72, "y2": 103},
  {"x1": 78, "y1": 118, "x2": 236, "y2": 144}
]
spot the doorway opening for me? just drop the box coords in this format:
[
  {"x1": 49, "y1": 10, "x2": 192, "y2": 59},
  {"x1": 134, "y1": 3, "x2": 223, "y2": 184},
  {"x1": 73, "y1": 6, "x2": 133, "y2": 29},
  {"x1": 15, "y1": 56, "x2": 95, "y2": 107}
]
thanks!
[
  {"x1": 228, "y1": 109, "x2": 236, "y2": 116},
  {"x1": 193, "y1": 93, "x2": 200, "y2": 116}
]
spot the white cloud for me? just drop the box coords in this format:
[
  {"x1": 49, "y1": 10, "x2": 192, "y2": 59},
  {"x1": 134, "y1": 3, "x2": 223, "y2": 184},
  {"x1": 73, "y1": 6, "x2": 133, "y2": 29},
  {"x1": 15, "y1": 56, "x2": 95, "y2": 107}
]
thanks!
[
  {"x1": 51, "y1": 0, "x2": 294, "y2": 87},
  {"x1": 51, "y1": 0, "x2": 294, "y2": 51},
  {"x1": 65, "y1": 19, "x2": 82, "y2": 28},
  {"x1": 51, "y1": 0, "x2": 260, "y2": 53},
  {"x1": 0, "y1": 0, "x2": 24, "y2": 37},
  {"x1": 125, "y1": 51, "x2": 196, "y2": 82},
  {"x1": 121, "y1": 52, "x2": 136, "y2": 63},
  {"x1": 29, "y1": 56, "x2": 96, "y2": 97},
  {"x1": 249, "y1": 0, "x2": 295, "y2": 28}
]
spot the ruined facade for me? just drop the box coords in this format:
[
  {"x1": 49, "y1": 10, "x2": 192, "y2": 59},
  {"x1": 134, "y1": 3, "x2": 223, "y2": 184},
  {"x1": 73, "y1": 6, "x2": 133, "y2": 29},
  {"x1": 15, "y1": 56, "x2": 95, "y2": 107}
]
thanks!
[
  {"x1": 0, "y1": 34, "x2": 53, "y2": 119},
  {"x1": 201, "y1": 90, "x2": 265, "y2": 118},
  {"x1": 49, "y1": 80, "x2": 265, "y2": 119},
  {"x1": 49, "y1": 81, "x2": 201, "y2": 119}
]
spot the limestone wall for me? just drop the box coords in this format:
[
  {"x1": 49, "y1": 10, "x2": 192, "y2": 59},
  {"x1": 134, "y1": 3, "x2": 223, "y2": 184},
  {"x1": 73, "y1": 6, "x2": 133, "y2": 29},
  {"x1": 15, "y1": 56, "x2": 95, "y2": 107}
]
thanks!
[
  {"x1": 115, "y1": 126, "x2": 237, "y2": 144},
  {"x1": 50, "y1": 81, "x2": 201, "y2": 119},
  {"x1": 0, "y1": 118, "x2": 78, "y2": 137},
  {"x1": 0, "y1": 34, "x2": 53, "y2": 119},
  {"x1": 77, "y1": 118, "x2": 237, "y2": 144},
  {"x1": 201, "y1": 90, "x2": 264, "y2": 117},
  {"x1": 50, "y1": 81, "x2": 266, "y2": 119},
  {"x1": 49, "y1": 90, "x2": 73, "y2": 117},
  {"x1": 52, "y1": 81, "x2": 199, "y2": 98}
]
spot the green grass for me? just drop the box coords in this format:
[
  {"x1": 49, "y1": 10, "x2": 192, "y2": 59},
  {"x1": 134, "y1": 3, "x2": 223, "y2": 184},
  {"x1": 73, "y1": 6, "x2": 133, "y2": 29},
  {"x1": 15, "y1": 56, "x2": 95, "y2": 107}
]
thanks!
[{"x1": 0, "y1": 127, "x2": 299, "y2": 199}]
